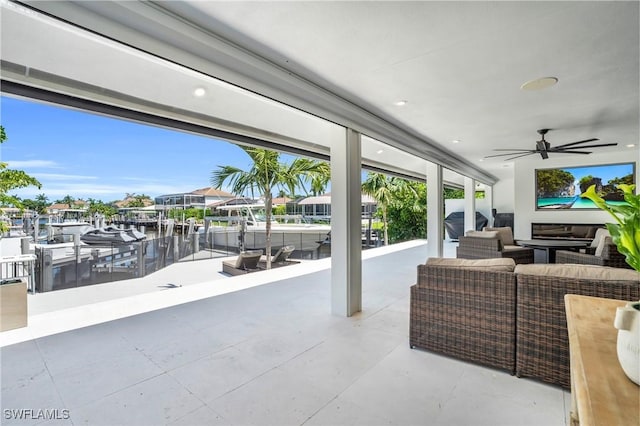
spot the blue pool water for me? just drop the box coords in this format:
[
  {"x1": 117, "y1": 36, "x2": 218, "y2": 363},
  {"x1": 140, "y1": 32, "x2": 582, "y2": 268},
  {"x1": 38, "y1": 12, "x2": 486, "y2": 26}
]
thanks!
[{"x1": 538, "y1": 197, "x2": 627, "y2": 209}]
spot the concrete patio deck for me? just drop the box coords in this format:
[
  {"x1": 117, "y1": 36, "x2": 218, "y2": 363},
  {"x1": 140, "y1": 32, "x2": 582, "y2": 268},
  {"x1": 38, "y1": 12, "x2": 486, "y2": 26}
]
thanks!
[{"x1": 1, "y1": 240, "x2": 569, "y2": 425}]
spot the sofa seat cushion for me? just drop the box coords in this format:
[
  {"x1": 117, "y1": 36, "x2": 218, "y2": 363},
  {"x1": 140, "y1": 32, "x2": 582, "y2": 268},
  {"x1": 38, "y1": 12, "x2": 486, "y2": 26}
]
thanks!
[
  {"x1": 504, "y1": 244, "x2": 526, "y2": 251},
  {"x1": 426, "y1": 257, "x2": 516, "y2": 272},
  {"x1": 514, "y1": 263, "x2": 640, "y2": 282}
]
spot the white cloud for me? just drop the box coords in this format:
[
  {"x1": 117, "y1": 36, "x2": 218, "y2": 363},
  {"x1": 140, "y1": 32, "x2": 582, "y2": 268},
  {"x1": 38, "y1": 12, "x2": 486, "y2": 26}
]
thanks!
[
  {"x1": 5, "y1": 160, "x2": 59, "y2": 168},
  {"x1": 32, "y1": 173, "x2": 98, "y2": 181},
  {"x1": 10, "y1": 181, "x2": 201, "y2": 201}
]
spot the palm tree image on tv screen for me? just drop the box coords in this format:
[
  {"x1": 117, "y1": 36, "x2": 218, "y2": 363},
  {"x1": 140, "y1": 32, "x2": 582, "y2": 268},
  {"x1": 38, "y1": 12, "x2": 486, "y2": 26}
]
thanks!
[{"x1": 535, "y1": 163, "x2": 635, "y2": 209}]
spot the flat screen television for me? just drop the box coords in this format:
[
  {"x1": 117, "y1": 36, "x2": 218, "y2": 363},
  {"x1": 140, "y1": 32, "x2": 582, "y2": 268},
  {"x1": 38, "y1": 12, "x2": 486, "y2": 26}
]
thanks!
[{"x1": 535, "y1": 162, "x2": 636, "y2": 210}]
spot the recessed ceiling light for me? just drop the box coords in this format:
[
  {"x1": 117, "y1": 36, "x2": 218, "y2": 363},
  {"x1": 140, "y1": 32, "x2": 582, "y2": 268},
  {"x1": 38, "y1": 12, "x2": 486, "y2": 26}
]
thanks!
[
  {"x1": 478, "y1": 158, "x2": 484, "y2": 162},
  {"x1": 376, "y1": 149, "x2": 384, "y2": 154},
  {"x1": 394, "y1": 100, "x2": 408, "y2": 106},
  {"x1": 452, "y1": 140, "x2": 460, "y2": 144},
  {"x1": 626, "y1": 144, "x2": 636, "y2": 148},
  {"x1": 520, "y1": 77, "x2": 558, "y2": 91},
  {"x1": 193, "y1": 87, "x2": 206, "y2": 97}
]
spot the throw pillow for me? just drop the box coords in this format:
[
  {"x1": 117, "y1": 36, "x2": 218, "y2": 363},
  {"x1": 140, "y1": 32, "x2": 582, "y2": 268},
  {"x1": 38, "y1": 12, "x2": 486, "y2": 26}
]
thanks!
[
  {"x1": 590, "y1": 228, "x2": 610, "y2": 248},
  {"x1": 595, "y1": 235, "x2": 612, "y2": 257}
]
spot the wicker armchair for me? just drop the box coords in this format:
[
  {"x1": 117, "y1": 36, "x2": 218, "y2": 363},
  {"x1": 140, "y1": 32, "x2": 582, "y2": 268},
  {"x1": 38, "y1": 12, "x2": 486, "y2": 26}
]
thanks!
[
  {"x1": 515, "y1": 264, "x2": 640, "y2": 388},
  {"x1": 456, "y1": 235, "x2": 534, "y2": 264},
  {"x1": 556, "y1": 239, "x2": 632, "y2": 269},
  {"x1": 410, "y1": 258, "x2": 518, "y2": 373}
]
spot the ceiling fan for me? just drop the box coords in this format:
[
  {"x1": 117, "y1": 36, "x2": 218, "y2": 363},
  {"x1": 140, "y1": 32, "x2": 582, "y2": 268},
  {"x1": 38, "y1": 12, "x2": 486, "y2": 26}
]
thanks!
[{"x1": 485, "y1": 129, "x2": 618, "y2": 161}]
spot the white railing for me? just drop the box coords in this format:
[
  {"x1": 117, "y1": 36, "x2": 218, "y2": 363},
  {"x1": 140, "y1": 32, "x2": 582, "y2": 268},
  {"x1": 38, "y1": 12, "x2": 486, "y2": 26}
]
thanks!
[{"x1": 0, "y1": 254, "x2": 37, "y2": 293}]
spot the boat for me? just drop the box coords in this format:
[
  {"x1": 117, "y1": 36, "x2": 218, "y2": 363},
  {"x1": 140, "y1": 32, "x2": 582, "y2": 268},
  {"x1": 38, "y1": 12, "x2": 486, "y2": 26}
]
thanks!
[
  {"x1": 537, "y1": 196, "x2": 579, "y2": 209},
  {"x1": 80, "y1": 226, "x2": 147, "y2": 245},
  {"x1": 47, "y1": 222, "x2": 95, "y2": 243},
  {"x1": 44, "y1": 209, "x2": 94, "y2": 243},
  {"x1": 209, "y1": 204, "x2": 331, "y2": 253}
]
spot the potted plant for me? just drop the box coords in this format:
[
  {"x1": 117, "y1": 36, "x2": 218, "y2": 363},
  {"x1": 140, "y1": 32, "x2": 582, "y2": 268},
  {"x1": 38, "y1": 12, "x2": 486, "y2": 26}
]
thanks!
[
  {"x1": 581, "y1": 183, "x2": 639, "y2": 271},
  {"x1": 581, "y1": 183, "x2": 640, "y2": 385}
]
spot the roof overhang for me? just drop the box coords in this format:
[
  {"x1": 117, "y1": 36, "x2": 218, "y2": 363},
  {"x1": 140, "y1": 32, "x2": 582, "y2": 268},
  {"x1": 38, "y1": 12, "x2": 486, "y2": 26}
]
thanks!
[{"x1": 2, "y1": 0, "x2": 498, "y2": 186}]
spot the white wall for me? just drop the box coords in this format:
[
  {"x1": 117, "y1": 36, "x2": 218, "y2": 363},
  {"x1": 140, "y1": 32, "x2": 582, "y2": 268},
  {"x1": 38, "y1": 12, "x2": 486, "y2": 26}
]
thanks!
[
  {"x1": 513, "y1": 150, "x2": 639, "y2": 239},
  {"x1": 492, "y1": 176, "x2": 514, "y2": 214}
]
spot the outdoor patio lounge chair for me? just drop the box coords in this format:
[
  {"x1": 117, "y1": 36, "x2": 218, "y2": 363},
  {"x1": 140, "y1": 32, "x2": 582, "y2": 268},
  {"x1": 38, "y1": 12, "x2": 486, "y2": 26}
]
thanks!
[
  {"x1": 258, "y1": 245, "x2": 299, "y2": 268},
  {"x1": 222, "y1": 250, "x2": 263, "y2": 275},
  {"x1": 456, "y1": 228, "x2": 534, "y2": 264},
  {"x1": 555, "y1": 236, "x2": 632, "y2": 269}
]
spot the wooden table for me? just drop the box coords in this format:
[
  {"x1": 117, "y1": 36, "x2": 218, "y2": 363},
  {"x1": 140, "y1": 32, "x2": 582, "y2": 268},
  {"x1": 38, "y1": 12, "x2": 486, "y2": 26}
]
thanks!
[{"x1": 565, "y1": 295, "x2": 639, "y2": 426}]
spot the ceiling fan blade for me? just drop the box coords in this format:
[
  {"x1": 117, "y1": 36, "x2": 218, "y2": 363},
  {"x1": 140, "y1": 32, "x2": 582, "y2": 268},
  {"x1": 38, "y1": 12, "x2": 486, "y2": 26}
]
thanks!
[
  {"x1": 504, "y1": 152, "x2": 537, "y2": 161},
  {"x1": 484, "y1": 151, "x2": 535, "y2": 158},
  {"x1": 490, "y1": 149, "x2": 538, "y2": 152},
  {"x1": 506, "y1": 152, "x2": 537, "y2": 161},
  {"x1": 553, "y1": 138, "x2": 599, "y2": 149},
  {"x1": 553, "y1": 143, "x2": 617, "y2": 150},
  {"x1": 549, "y1": 150, "x2": 592, "y2": 154}
]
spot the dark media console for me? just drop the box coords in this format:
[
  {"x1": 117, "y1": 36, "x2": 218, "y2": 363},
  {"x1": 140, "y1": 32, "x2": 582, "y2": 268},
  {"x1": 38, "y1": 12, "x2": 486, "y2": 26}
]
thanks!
[{"x1": 531, "y1": 223, "x2": 606, "y2": 242}]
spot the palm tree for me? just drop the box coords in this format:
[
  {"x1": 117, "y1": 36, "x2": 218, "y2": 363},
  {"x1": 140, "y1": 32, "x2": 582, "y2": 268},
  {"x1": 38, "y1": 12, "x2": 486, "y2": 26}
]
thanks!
[
  {"x1": 61, "y1": 194, "x2": 75, "y2": 209},
  {"x1": 0, "y1": 125, "x2": 41, "y2": 233},
  {"x1": 362, "y1": 173, "x2": 395, "y2": 246},
  {"x1": 310, "y1": 171, "x2": 330, "y2": 196},
  {"x1": 361, "y1": 173, "x2": 419, "y2": 246},
  {"x1": 212, "y1": 147, "x2": 329, "y2": 269},
  {"x1": 35, "y1": 193, "x2": 49, "y2": 214}
]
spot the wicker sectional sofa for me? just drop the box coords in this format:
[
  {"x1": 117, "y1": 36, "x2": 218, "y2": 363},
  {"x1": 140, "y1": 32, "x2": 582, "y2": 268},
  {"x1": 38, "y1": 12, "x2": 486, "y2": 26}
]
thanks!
[
  {"x1": 410, "y1": 258, "x2": 518, "y2": 374},
  {"x1": 409, "y1": 258, "x2": 640, "y2": 388}
]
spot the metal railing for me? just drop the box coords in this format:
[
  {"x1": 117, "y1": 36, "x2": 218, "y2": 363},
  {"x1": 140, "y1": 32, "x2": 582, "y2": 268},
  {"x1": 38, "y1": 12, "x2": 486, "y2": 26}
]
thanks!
[{"x1": 32, "y1": 229, "x2": 335, "y2": 293}]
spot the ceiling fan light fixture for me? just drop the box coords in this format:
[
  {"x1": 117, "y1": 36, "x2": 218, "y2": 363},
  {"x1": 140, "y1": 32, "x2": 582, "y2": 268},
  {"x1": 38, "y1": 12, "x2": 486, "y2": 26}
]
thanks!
[
  {"x1": 486, "y1": 128, "x2": 611, "y2": 161},
  {"x1": 520, "y1": 77, "x2": 558, "y2": 91}
]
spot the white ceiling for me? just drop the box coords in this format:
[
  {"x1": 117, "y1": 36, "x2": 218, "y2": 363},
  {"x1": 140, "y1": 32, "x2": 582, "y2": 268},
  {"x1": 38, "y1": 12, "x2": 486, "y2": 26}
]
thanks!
[
  {"x1": 2, "y1": 1, "x2": 639, "y2": 187},
  {"x1": 161, "y1": 1, "x2": 640, "y2": 176}
]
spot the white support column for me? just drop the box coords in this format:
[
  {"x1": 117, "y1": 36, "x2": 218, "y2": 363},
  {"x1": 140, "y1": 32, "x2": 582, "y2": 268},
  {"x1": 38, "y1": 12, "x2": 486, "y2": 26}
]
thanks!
[
  {"x1": 426, "y1": 162, "x2": 443, "y2": 258},
  {"x1": 485, "y1": 185, "x2": 494, "y2": 227},
  {"x1": 330, "y1": 128, "x2": 362, "y2": 316},
  {"x1": 464, "y1": 177, "x2": 476, "y2": 232}
]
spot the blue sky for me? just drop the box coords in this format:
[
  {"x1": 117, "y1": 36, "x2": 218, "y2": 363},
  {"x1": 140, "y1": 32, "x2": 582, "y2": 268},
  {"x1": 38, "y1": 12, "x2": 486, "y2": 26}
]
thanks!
[
  {"x1": 1, "y1": 96, "x2": 315, "y2": 202},
  {"x1": 562, "y1": 164, "x2": 634, "y2": 194}
]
